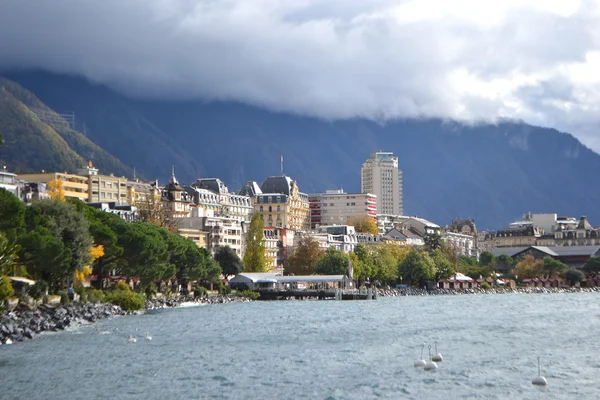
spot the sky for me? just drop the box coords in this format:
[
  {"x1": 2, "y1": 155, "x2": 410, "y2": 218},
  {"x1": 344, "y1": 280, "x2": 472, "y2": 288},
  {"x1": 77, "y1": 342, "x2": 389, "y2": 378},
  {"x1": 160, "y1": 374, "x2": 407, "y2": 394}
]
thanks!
[{"x1": 1, "y1": 0, "x2": 600, "y2": 151}]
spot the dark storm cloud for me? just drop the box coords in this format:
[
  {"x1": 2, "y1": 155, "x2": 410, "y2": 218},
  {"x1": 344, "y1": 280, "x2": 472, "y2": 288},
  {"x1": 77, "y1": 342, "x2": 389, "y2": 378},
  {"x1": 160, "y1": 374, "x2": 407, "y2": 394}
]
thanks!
[{"x1": 1, "y1": 0, "x2": 600, "y2": 149}]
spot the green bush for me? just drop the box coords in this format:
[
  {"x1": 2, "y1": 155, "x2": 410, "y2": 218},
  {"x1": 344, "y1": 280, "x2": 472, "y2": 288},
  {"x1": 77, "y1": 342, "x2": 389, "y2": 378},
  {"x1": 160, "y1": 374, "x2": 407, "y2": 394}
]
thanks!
[
  {"x1": 29, "y1": 280, "x2": 49, "y2": 300},
  {"x1": 60, "y1": 292, "x2": 71, "y2": 305},
  {"x1": 86, "y1": 288, "x2": 105, "y2": 303},
  {"x1": 0, "y1": 275, "x2": 15, "y2": 302},
  {"x1": 115, "y1": 281, "x2": 130, "y2": 292},
  {"x1": 105, "y1": 290, "x2": 145, "y2": 311},
  {"x1": 193, "y1": 286, "x2": 208, "y2": 298},
  {"x1": 480, "y1": 281, "x2": 491, "y2": 290},
  {"x1": 235, "y1": 290, "x2": 260, "y2": 300},
  {"x1": 219, "y1": 283, "x2": 232, "y2": 295}
]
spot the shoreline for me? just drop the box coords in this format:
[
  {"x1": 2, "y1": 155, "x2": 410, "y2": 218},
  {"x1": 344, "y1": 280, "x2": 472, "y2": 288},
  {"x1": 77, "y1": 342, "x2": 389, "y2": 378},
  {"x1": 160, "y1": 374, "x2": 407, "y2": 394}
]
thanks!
[
  {"x1": 1, "y1": 294, "x2": 253, "y2": 345},
  {"x1": 377, "y1": 286, "x2": 600, "y2": 297}
]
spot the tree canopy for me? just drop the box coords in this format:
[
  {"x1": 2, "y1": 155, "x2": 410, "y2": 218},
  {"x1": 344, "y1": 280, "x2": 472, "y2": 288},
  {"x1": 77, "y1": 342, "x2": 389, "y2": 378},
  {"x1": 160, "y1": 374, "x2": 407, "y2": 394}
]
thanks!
[
  {"x1": 314, "y1": 247, "x2": 350, "y2": 275},
  {"x1": 398, "y1": 248, "x2": 436, "y2": 284},
  {"x1": 243, "y1": 213, "x2": 268, "y2": 272},
  {"x1": 285, "y1": 235, "x2": 324, "y2": 275},
  {"x1": 347, "y1": 215, "x2": 379, "y2": 235},
  {"x1": 215, "y1": 245, "x2": 244, "y2": 277}
]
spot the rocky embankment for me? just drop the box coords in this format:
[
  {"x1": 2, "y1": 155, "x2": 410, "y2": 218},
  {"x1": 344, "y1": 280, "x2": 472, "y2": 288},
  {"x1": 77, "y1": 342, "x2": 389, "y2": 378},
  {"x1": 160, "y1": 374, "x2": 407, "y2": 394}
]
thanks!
[
  {"x1": 145, "y1": 294, "x2": 254, "y2": 309},
  {"x1": 1, "y1": 302, "x2": 131, "y2": 345},
  {"x1": 378, "y1": 286, "x2": 600, "y2": 297}
]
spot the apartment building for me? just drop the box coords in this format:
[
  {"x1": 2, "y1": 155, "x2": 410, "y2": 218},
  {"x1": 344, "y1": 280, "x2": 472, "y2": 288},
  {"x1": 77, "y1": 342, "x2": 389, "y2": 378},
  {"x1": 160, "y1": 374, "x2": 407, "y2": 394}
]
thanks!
[
  {"x1": 309, "y1": 189, "x2": 376, "y2": 229},
  {"x1": 18, "y1": 171, "x2": 89, "y2": 201},
  {"x1": 361, "y1": 151, "x2": 403, "y2": 215}
]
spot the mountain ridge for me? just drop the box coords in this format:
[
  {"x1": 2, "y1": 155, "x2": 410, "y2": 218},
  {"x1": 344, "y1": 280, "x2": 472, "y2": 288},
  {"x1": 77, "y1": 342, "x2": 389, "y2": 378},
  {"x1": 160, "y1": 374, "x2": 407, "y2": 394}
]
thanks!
[{"x1": 3, "y1": 71, "x2": 600, "y2": 230}]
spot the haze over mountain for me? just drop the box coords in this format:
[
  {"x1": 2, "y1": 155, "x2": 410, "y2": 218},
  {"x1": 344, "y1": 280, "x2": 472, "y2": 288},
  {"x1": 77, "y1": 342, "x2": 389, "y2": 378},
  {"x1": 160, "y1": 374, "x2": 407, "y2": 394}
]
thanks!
[{"x1": 4, "y1": 71, "x2": 600, "y2": 230}]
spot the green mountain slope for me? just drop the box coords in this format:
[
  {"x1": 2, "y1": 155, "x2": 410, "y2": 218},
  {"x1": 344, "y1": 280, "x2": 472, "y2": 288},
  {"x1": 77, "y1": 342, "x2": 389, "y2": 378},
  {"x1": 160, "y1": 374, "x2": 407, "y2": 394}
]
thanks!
[{"x1": 0, "y1": 78, "x2": 132, "y2": 177}]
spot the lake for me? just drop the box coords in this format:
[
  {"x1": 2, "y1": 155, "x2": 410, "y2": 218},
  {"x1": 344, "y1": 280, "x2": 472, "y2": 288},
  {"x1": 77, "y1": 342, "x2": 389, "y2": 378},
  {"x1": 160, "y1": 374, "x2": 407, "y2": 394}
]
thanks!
[{"x1": 2, "y1": 292, "x2": 599, "y2": 399}]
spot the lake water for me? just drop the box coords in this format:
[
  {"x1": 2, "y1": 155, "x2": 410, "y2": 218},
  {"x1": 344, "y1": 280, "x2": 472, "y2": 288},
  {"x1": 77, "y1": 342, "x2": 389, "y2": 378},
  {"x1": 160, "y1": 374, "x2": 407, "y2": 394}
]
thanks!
[{"x1": 2, "y1": 293, "x2": 600, "y2": 399}]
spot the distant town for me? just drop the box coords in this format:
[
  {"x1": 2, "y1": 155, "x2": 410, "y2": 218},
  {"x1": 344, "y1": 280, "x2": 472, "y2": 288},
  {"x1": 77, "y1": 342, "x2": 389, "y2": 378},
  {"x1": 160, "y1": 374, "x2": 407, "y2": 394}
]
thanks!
[{"x1": 2, "y1": 150, "x2": 600, "y2": 291}]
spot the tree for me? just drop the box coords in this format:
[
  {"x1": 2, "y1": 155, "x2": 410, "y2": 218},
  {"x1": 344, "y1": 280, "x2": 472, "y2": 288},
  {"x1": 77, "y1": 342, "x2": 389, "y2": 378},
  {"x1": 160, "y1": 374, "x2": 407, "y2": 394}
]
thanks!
[
  {"x1": 564, "y1": 269, "x2": 585, "y2": 286},
  {"x1": 47, "y1": 178, "x2": 66, "y2": 201},
  {"x1": 423, "y1": 232, "x2": 443, "y2": 252},
  {"x1": 347, "y1": 215, "x2": 379, "y2": 235},
  {"x1": 583, "y1": 257, "x2": 600, "y2": 277},
  {"x1": 512, "y1": 255, "x2": 543, "y2": 280},
  {"x1": 314, "y1": 247, "x2": 350, "y2": 275},
  {"x1": 497, "y1": 254, "x2": 514, "y2": 270},
  {"x1": 542, "y1": 257, "x2": 568, "y2": 278},
  {"x1": 134, "y1": 195, "x2": 179, "y2": 232},
  {"x1": 285, "y1": 235, "x2": 324, "y2": 275},
  {"x1": 479, "y1": 251, "x2": 497, "y2": 269},
  {"x1": 398, "y1": 248, "x2": 436, "y2": 284},
  {"x1": 0, "y1": 188, "x2": 26, "y2": 241},
  {"x1": 350, "y1": 244, "x2": 374, "y2": 283},
  {"x1": 215, "y1": 245, "x2": 243, "y2": 278},
  {"x1": 243, "y1": 213, "x2": 268, "y2": 272},
  {"x1": 0, "y1": 275, "x2": 15, "y2": 303},
  {"x1": 0, "y1": 233, "x2": 22, "y2": 276},
  {"x1": 432, "y1": 249, "x2": 455, "y2": 280},
  {"x1": 371, "y1": 245, "x2": 399, "y2": 283}
]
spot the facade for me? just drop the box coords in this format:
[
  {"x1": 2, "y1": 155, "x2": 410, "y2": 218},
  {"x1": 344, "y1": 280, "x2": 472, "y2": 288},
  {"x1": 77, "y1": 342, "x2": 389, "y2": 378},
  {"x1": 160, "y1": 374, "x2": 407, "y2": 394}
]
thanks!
[
  {"x1": 176, "y1": 216, "x2": 246, "y2": 256},
  {"x1": 241, "y1": 176, "x2": 310, "y2": 232},
  {"x1": 19, "y1": 182, "x2": 50, "y2": 204},
  {"x1": 0, "y1": 169, "x2": 18, "y2": 196},
  {"x1": 161, "y1": 172, "x2": 192, "y2": 220},
  {"x1": 361, "y1": 151, "x2": 403, "y2": 215},
  {"x1": 18, "y1": 171, "x2": 89, "y2": 201},
  {"x1": 376, "y1": 214, "x2": 409, "y2": 235},
  {"x1": 443, "y1": 232, "x2": 477, "y2": 257},
  {"x1": 309, "y1": 189, "x2": 377, "y2": 229},
  {"x1": 127, "y1": 179, "x2": 161, "y2": 205},
  {"x1": 190, "y1": 178, "x2": 253, "y2": 222},
  {"x1": 77, "y1": 164, "x2": 128, "y2": 203},
  {"x1": 88, "y1": 202, "x2": 138, "y2": 222}
]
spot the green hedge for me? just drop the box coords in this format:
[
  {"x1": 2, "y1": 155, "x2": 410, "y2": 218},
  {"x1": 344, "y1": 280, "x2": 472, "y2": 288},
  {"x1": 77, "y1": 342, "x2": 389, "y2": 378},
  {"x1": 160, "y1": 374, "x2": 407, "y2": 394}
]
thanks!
[{"x1": 105, "y1": 290, "x2": 145, "y2": 311}]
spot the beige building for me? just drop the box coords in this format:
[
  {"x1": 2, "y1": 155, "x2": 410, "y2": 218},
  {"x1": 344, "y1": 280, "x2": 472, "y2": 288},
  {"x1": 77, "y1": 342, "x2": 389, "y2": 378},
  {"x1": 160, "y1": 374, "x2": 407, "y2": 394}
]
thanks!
[
  {"x1": 240, "y1": 176, "x2": 310, "y2": 232},
  {"x1": 309, "y1": 189, "x2": 377, "y2": 229},
  {"x1": 77, "y1": 164, "x2": 128, "y2": 203},
  {"x1": 190, "y1": 178, "x2": 253, "y2": 222},
  {"x1": 18, "y1": 171, "x2": 89, "y2": 201},
  {"x1": 176, "y1": 216, "x2": 246, "y2": 256},
  {"x1": 361, "y1": 151, "x2": 403, "y2": 215}
]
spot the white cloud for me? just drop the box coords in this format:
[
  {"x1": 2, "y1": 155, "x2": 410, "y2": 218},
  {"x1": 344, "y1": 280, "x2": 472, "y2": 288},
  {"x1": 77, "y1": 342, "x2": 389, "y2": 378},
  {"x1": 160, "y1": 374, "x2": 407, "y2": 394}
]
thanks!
[{"x1": 1, "y1": 0, "x2": 600, "y2": 150}]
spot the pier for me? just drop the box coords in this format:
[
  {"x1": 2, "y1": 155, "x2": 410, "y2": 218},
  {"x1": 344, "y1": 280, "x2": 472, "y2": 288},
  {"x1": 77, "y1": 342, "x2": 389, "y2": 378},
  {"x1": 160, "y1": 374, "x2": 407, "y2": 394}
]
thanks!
[{"x1": 257, "y1": 288, "x2": 377, "y2": 301}]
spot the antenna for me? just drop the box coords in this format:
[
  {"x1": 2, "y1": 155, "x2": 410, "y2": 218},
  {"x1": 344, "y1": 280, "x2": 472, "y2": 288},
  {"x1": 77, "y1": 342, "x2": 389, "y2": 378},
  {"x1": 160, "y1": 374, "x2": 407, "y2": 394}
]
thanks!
[
  {"x1": 133, "y1": 167, "x2": 137, "y2": 180},
  {"x1": 280, "y1": 155, "x2": 284, "y2": 176}
]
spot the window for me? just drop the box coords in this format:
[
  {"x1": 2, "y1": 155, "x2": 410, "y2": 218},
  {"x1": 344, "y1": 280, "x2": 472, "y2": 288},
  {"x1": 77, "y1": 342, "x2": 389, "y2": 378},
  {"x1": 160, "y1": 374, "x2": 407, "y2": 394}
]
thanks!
[
  {"x1": 260, "y1": 206, "x2": 263, "y2": 212},
  {"x1": 269, "y1": 206, "x2": 272, "y2": 212},
  {"x1": 277, "y1": 205, "x2": 280, "y2": 212}
]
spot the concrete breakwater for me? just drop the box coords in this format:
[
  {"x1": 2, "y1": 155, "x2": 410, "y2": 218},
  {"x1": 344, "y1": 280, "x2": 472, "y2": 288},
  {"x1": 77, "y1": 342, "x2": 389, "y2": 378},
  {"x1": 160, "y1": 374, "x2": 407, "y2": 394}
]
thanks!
[
  {"x1": 378, "y1": 286, "x2": 600, "y2": 297},
  {"x1": 1, "y1": 302, "x2": 131, "y2": 344}
]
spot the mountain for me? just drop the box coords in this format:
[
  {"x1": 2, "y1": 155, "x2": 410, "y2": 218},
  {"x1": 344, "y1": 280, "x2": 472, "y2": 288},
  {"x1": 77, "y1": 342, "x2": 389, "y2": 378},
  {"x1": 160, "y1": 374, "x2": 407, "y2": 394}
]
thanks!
[
  {"x1": 0, "y1": 77, "x2": 133, "y2": 178},
  {"x1": 4, "y1": 71, "x2": 600, "y2": 230}
]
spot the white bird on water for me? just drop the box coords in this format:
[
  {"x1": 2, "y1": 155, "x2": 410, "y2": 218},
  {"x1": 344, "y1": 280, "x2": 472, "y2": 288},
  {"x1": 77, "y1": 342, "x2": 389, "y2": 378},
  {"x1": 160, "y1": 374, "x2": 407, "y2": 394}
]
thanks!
[
  {"x1": 414, "y1": 343, "x2": 426, "y2": 367},
  {"x1": 532, "y1": 357, "x2": 548, "y2": 386},
  {"x1": 432, "y1": 340, "x2": 443, "y2": 362},
  {"x1": 128, "y1": 335, "x2": 137, "y2": 343},
  {"x1": 424, "y1": 345, "x2": 438, "y2": 371},
  {"x1": 145, "y1": 332, "x2": 152, "y2": 341}
]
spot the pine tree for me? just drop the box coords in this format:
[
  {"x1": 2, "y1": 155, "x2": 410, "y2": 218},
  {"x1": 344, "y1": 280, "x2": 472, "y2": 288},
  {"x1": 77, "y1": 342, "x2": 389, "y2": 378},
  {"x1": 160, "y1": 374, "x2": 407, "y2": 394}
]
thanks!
[{"x1": 243, "y1": 213, "x2": 268, "y2": 272}]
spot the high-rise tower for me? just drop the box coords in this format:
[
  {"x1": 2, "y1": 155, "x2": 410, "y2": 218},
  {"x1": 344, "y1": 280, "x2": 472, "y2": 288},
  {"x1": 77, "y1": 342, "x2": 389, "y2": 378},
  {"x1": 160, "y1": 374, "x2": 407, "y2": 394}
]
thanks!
[{"x1": 361, "y1": 151, "x2": 403, "y2": 215}]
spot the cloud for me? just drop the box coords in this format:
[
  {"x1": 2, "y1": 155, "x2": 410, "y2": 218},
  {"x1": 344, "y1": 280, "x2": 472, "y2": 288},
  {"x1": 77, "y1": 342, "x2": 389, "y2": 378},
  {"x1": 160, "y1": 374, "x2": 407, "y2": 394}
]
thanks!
[{"x1": 1, "y1": 0, "x2": 600, "y2": 149}]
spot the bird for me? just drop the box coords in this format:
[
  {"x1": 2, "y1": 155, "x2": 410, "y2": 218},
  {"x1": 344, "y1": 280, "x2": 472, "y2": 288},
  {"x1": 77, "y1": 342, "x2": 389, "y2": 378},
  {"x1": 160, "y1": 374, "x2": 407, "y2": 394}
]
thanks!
[
  {"x1": 145, "y1": 332, "x2": 152, "y2": 341},
  {"x1": 414, "y1": 343, "x2": 426, "y2": 367},
  {"x1": 128, "y1": 335, "x2": 137, "y2": 343}
]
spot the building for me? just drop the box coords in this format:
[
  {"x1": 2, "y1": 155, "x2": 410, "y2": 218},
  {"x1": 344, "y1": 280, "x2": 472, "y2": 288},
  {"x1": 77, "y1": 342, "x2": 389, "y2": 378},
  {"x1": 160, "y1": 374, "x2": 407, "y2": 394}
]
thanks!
[
  {"x1": 376, "y1": 214, "x2": 409, "y2": 235},
  {"x1": 309, "y1": 189, "x2": 377, "y2": 229},
  {"x1": 77, "y1": 163, "x2": 128, "y2": 203},
  {"x1": 190, "y1": 178, "x2": 253, "y2": 222},
  {"x1": 443, "y1": 232, "x2": 477, "y2": 257},
  {"x1": 88, "y1": 202, "x2": 138, "y2": 222},
  {"x1": 240, "y1": 176, "x2": 310, "y2": 232},
  {"x1": 490, "y1": 245, "x2": 600, "y2": 269},
  {"x1": 361, "y1": 151, "x2": 403, "y2": 215},
  {"x1": 19, "y1": 182, "x2": 50, "y2": 203},
  {"x1": 127, "y1": 179, "x2": 161, "y2": 205},
  {"x1": 311, "y1": 225, "x2": 359, "y2": 253},
  {"x1": 0, "y1": 168, "x2": 18, "y2": 196},
  {"x1": 176, "y1": 216, "x2": 246, "y2": 256},
  {"x1": 161, "y1": 171, "x2": 192, "y2": 221},
  {"x1": 18, "y1": 171, "x2": 89, "y2": 201}
]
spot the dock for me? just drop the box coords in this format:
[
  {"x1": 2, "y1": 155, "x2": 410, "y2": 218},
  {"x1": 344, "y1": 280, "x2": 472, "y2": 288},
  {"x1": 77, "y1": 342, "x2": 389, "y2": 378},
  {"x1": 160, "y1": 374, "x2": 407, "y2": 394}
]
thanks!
[{"x1": 257, "y1": 288, "x2": 377, "y2": 301}]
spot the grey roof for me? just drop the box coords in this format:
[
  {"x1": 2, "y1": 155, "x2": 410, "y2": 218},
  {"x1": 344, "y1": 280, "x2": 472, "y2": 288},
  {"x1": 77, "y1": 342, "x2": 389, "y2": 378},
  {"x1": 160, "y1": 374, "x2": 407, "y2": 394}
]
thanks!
[
  {"x1": 489, "y1": 247, "x2": 528, "y2": 257},
  {"x1": 550, "y1": 246, "x2": 600, "y2": 257},
  {"x1": 277, "y1": 275, "x2": 346, "y2": 283},
  {"x1": 192, "y1": 178, "x2": 228, "y2": 194},
  {"x1": 239, "y1": 181, "x2": 262, "y2": 197},
  {"x1": 261, "y1": 176, "x2": 294, "y2": 195}
]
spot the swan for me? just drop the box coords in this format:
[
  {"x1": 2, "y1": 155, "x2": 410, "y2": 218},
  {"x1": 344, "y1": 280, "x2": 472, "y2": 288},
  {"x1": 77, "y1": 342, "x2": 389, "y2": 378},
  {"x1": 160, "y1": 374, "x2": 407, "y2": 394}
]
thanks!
[
  {"x1": 128, "y1": 335, "x2": 137, "y2": 343},
  {"x1": 145, "y1": 332, "x2": 152, "y2": 341},
  {"x1": 414, "y1": 343, "x2": 426, "y2": 367}
]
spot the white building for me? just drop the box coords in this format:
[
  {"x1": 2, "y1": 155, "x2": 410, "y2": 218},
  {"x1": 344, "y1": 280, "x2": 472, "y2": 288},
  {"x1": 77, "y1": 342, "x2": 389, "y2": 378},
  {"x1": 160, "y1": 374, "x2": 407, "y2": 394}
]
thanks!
[
  {"x1": 361, "y1": 151, "x2": 403, "y2": 215},
  {"x1": 176, "y1": 216, "x2": 247, "y2": 257},
  {"x1": 442, "y1": 232, "x2": 477, "y2": 257},
  {"x1": 304, "y1": 225, "x2": 358, "y2": 254},
  {"x1": 309, "y1": 189, "x2": 377, "y2": 229},
  {"x1": 509, "y1": 212, "x2": 578, "y2": 234},
  {"x1": 0, "y1": 169, "x2": 19, "y2": 197},
  {"x1": 190, "y1": 178, "x2": 253, "y2": 223}
]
